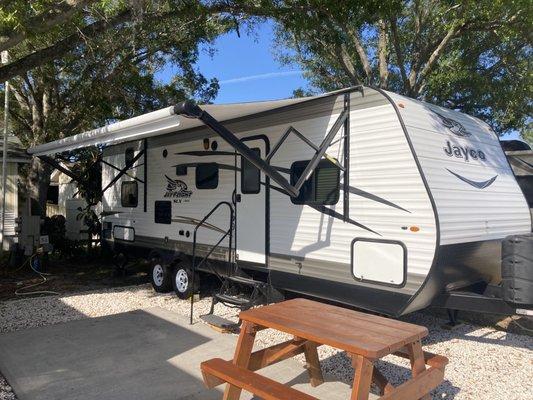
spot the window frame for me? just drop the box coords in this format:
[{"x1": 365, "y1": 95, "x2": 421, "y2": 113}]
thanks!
[
  {"x1": 290, "y1": 159, "x2": 340, "y2": 205},
  {"x1": 121, "y1": 181, "x2": 138, "y2": 208},
  {"x1": 195, "y1": 162, "x2": 219, "y2": 189},
  {"x1": 241, "y1": 148, "x2": 261, "y2": 194}
]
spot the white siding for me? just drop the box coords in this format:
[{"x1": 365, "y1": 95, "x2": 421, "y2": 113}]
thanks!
[
  {"x1": 268, "y1": 89, "x2": 436, "y2": 284},
  {"x1": 0, "y1": 162, "x2": 19, "y2": 245},
  {"x1": 386, "y1": 91, "x2": 531, "y2": 244}
]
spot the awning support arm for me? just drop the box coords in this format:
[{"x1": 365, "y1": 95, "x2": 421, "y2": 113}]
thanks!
[
  {"x1": 101, "y1": 148, "x2": 145, "y2": 195},
  {"x1": 38, "y1": 155, "x2": 83, "y2": 182},
  {"x1": 174, "y1": 101, "x2": 347, "y2": 198},
  {"x1": 175, "y1": 101, "x2": 300, "y2": 197}
]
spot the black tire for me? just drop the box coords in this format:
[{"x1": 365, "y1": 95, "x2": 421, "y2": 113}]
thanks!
[
  {"x1": 149, "y1": 259, "x2": 173, "y2": 293},
  {"x1": 172, "y1": 266, "x2": 198, "y2": 299}
]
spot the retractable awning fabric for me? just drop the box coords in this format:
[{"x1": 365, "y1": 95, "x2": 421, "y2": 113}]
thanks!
[{"x1": 27, "y1": 96, "x2": 317, "y2": 156}]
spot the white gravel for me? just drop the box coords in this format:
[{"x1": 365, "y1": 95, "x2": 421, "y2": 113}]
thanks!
[{"x1": 1, "y1": 284, "x2": 532, "y2": 400}]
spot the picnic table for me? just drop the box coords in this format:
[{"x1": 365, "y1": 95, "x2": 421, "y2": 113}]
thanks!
[{"x1": 201, "y1": 298, "x2": 448, "y2": 400}]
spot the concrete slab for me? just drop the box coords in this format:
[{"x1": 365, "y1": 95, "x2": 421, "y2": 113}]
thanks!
[{"x1": 0, "y1": 307, "x2": 365, "y2": 400}]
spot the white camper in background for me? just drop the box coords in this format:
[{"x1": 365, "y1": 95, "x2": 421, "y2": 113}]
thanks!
[{"x1": 29, "y1": 87, "x2": 532, "y2": 322}]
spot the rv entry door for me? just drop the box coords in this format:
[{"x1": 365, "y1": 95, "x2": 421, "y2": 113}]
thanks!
[{"x1": 236, "y1": 137, "x2": 267, "y2": 267}]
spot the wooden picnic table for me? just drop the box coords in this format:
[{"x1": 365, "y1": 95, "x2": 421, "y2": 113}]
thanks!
[{"x1": 201, "y1": 298, "x2": 448, "y2": 400}]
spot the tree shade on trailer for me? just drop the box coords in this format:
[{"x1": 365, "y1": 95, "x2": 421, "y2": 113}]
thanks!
[{"x1": 28, "y1": 86, "x2": 533, "y2": 317}]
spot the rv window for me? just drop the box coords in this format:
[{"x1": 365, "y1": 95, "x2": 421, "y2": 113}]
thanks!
[
  {"x1": 290, "y1": 159, "x2": 340, "y2": 205},
  {"x1": 47, "y1": 185, "x2": 59, "y2": 205},
  {"x1": 121, "y1": 181, "x2": 138, "y2": 207},
  {"x1": 241, "y1": 148, "x2": 261, "y2": 194},
  {"x1": 154, "y1": 201, "x2": 172, "y2": 224},
  {"x1": 196, "y1": 163, "x2": 219, "y2": 189},
  {"x1": 125, "y1": 148, "x2": 135, "y2": 166}
]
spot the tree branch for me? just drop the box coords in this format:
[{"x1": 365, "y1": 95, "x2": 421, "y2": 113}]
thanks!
[
  {"x1": 0, "y1": 0, "x2": 97, "y2": 53},
  {"x1": 0, "y1": 9, "x2": 133, "y2": 83},
  {"x1": 389, "y1": 17, "x2": 410, "y2": 93},
  {"x1": 345, "y1": 25, "x2": 373, "y2": 82},
  {"x1": 377, "y1": 19, "x2": 389, "y2": 88},
  {"x1": 415, "y1": 23, "x2": 464, "y2": 94}
]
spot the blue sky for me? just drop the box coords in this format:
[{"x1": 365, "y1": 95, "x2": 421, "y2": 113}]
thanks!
[
  {"x1": 156, "y1": 20, "x2": 521, "y2": 140},
  {"x1": 157, "y1": 20, "x2": 310, "y2": 104}
]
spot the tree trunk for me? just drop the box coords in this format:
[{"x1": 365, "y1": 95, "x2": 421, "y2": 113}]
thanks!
[{"x1": 27, "y1": 157, "x2": 52, "y2": 217}]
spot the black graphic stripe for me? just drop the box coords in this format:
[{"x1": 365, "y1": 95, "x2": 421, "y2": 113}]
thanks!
[
  {"x1": 101, "y1": 210, "x2": 122, "y2": 216},
  {"x1": 175, "y1": 151, "x2": 235, "y2": 156},
  {"x1": 446, "y1": 169, "x2": 497, "y2": 189},
  {"x1": 171, "y1": 216, "x2": 226, "y2": 234},
  {"x1": 172, "y1": 162, "x2": 239, "y2": 171},
  {"x1": 310, "y1": 205, "x2": 382, "y2": 236},
  {"x1": 273, "y1": 165, "x2": 291, "y2": 174},
  {"x1": 346, "y1": 186, "x2": 410, "y2": 213},
  {"x1": 264, "y1": 182, "x2": 380, "y2": 236}
]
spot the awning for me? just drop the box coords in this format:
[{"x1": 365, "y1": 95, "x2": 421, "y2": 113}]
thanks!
[{"x1": 27, "y1": 96, "x2": 323, "y2": 156}]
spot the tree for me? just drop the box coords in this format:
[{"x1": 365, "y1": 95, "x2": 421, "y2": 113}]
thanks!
[
  {"x1": 0, "y1": 0, "x2": 256, "y2": 82},
  {"x1": 2, "y1": 0, "x2": 228, "y2": 216},
  {"x1": 273, "y1": 0, "x2": 532, "y2": 136}
]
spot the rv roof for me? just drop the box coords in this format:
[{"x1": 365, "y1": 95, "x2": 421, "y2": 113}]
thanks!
[{"x1": 28, "y1": 88, "x2": 356, "y2": 156}]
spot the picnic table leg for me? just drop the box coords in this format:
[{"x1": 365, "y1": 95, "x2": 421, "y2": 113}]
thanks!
[
  {"x1": 372, "y1": 367, "x2": 394, "y2": 395},
  {"x1": 406, "y1": 341, "x2": 431, "y2": 400},
  {"x1": 301, "y1": 339, "x2": 324, "y2": 387},
  {"x1": 223, "y1": 321, "x2": 257, "y2": 400},
  {"x1": 350, "y1": 354, "x2": 374, "y2": 400}
]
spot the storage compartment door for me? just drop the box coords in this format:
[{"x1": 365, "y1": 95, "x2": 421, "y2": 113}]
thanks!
[{"x1": 351, "y1": 239, "x2": 406, "y2": 287}]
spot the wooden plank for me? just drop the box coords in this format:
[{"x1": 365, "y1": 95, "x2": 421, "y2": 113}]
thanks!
[
  {"x1": 350, "y1": 354, "x2": 374, "y2": 400},
  {"x1": 241, "y1": 304, "x2": 421, "y2": 358},
  {"x1": 247, "y1": 338, "x2": 307, "y2": 371},
  {"x1": 244, "y1": 301, "x2": 425, "y2": 344},
  {"x1": 223, "y1": 321, "x2": 257, "y2": 400},
  {"x1": 240, "y1": 309, "x2": 386, "y2": 358},
  {"x1": 201, "y1": 358, "x2": 318, "y2": 400},
  {"x1": 302, "y1": 339, "x2": 324, "y2": 387},
  {"x1": 241, "y1": 299, "x2": 427, "y2": 336},
  {"x1": 394, "y1": 347, "x2": 449, "y2": 370},
  {"x1": 380, "y1": 367, "x2": 444, "y2": 400}
]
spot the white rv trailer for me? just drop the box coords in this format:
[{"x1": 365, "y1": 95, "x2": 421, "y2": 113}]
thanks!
[{"x1": 28, "y1": 86, "x2": 532, "y2": 317}]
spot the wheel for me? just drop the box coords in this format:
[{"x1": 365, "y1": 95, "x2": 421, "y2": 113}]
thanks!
[
  {"x1": 172, "y1": 266, "x2": 198, "y2": 299},
  {"x1": 149, "y1": 259, "x2": 173, "y2": 293}
]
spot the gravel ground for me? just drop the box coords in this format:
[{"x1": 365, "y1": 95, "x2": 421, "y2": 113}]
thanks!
[{"x1": 1, "y1": 284, "x2": 532, "y2": 400}]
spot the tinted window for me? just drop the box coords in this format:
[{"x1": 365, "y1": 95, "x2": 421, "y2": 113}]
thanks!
[
  {"x1": 125, "y1": 148, "x2": 135, "y2": 166},
  {"x1": 290, "y1": 159, "x2": 340, "y2": 205},
  {"x1": 241, "y1": 148, "x2": 260, "y2": 194},
  {"x1": 121, "y1": 181, "x2": 138, "y2": 207},
  {"x1": 47, "y1": 185, "x2": 59, "y2": 205},
  {"x1": 154, "y1": 201, "x2": 171, "y2": 224},
  {"x1": 196, "y1": 163, "x2": 219, "y2": 189}
]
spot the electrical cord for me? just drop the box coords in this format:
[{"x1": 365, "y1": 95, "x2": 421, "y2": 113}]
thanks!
[{"x1": 14, "y1": 254, "x2": 60, "y2": 296}]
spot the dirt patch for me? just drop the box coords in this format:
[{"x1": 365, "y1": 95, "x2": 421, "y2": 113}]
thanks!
[{"x1": 0, "y1": 254, "x2": 150, "y2": 301}]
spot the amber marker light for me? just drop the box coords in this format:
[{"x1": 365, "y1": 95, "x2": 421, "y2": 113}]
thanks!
[
  {"x1": 398, "y1": 103, "x2": 405, "y2": 108},
  {"x1": 410, "y1": 226, "x2": 420, "y2": 232},
  {"x1": 203, "y1": 138, "x2": 210, "y2": 150}
]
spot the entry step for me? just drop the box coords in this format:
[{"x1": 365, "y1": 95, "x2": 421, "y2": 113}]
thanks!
[
  {"x1": 200, "y1": 314, "x2": 240, "y2": 332},
  {"x1": 214, "y1": 293, "x2": 252, "y2": 307},
  {"x1": 226, "y1": 275, "x2": 266, "y2": 287}
]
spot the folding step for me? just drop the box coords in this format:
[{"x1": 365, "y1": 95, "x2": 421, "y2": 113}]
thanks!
[
  {"x1": 200, "y1": 314, "x2": 240, "y2": 332},
  {"x1": 226, "y1": 275, "x2": 266, "y2": 287},
  {"x1": 214, "y1": 293, "x2": 252, "y2": 307}
]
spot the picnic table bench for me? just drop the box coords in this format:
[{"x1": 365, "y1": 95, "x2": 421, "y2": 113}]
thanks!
[{"x1": 201, "y1": 298, "x2": 448, "y2": 400}]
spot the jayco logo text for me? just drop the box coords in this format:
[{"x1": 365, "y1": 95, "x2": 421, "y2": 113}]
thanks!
[{"x1": 444, "y1": 140, "x2": 486, "y2": 162}]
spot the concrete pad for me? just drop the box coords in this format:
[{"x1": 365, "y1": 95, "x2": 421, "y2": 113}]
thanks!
[{"x1": 0, "y1": 307, "x2": 366, "y2": 400}]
